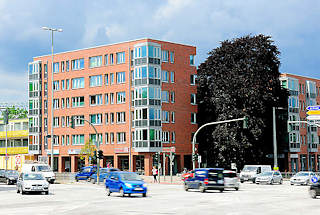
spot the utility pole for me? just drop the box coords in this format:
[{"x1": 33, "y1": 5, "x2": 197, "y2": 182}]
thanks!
[
  {"x1": 272, "y1": 107, "x2": 278, "y2": 169},
  {"x1": 163, "y1": 153, "x2": 166, "y2": 181}
]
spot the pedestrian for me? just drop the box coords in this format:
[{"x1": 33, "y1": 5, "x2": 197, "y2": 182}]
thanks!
[{"x1": 152, "y1": 166, "x2": 158, "y2": 183}]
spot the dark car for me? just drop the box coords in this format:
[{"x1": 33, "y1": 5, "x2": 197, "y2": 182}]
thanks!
[
  {"x1": 184, "y1": 168, "x2": 224, "y2": 193},
  {"x1": 2, "y1": 170, "x2": 19, "y2": 185},
  {"x1": 310, "y1": 181, "x2": 320, "y2": 199},
  {"x1": 105, "y1": 171, "x2": 147, "y2": 197},
  {"x1": 75, "y1": 166, "x2": 97, "y2": 182},
  {"x1": 89, "y1": 168, "x2": 120, "y2": 184}
]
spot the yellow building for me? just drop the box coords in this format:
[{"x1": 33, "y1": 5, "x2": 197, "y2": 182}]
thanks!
[{"x1": 0, "y1": 118, "x2": 33, "y2": 170}]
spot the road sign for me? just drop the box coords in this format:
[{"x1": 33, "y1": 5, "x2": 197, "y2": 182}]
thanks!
[
  {"x1": 198, "y1": 155, "x2": 202, "y2": 163},
  {"x1": 307, "y1": 115, "x2": 320, "y2": 120},
  {"x1": 307, "y1": 110, "x2": 320, "y2": 116},
  {"x1": 162, "y1": 147, "x2": 175, "y2": 153},
  {"x1": 307, "y1": 106, "x2": 320, "y2": 111},
  {"x1": 311, "y1": 176, "x2": 318, "y2": 184},
  {"x1": 231, "y1": 163, "x2": 237, "y2": 169}
]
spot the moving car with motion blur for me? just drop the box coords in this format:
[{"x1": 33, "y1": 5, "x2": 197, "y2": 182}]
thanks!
[
  {"x1": 309, "y1": 180, "x2": 320, "y2": 199},
  {"x1": 255, "y1": 171, "x2": 283, "y2": 185},
  {"x1": 75, "y1": 166, "x2": 97, "y2": 182},
  {"x1": 0, "y1": 170, "x2": 19, "y2": 185},
  {"x1": 290, "y1": 171, "x2": 316, "y2": 186},
  {"x1": 184, "y1": 168, "x2": 224, "y2": 193},
  {"x1": 181, "y1": 170, "x2": 195, "y2": 181},
  {"x1": 223, "y1": 170, "x2": 240, "y2": 190},
  {"x1": 240, "y1": 165, "x2": 272, "y2": 183},
  {"x1": 105, "y1": 171, "x2": 147, "y2": 197},
  {"x1": 89, "y1": 167, "x2": 120, "y2": 184},
  {"x1": 16, "y1": 173, "x2": 49, "y2": 195}
]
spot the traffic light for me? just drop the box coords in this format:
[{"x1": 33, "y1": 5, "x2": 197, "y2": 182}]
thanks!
[
  {"x1": 192, "y1": 153, "x2": 198, "y2": 162},
  {"x1": 98, "y1": 150, "x2": 103, "y2": 159},
  {"x1": 3, "y1": 109, "x2": 9, "y2": 125},
  {"x1": 93, "y1": 150, "x2": 97, "y2": 160},
  {"x1": 70, "y1": 116, "x2": 75, "y2": 129},
  {"x1": 243, "y1": 116, "x2": 248, "y2": 129},
  {"x1": 153, "y1": 152, "x2": 160, "y2": 163}
]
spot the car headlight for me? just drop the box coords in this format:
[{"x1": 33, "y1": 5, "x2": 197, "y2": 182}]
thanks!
[
  {"x1": 125, "y1": 183, "x2": 133, "y2": 188},
  {"x1": 142, "y1": 183, "x2": 147, "y2": 188}
]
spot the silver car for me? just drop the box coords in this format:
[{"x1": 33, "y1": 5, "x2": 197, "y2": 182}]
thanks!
[
  {"x1": 223, "y1": 170, "x2": 240, "y2": 190},
  {"x1": 290, "y1": 171, "x2": 316, "y2": 186},
  {"x1": 255, "y1": 171, "x2": 283, "y2": 185},
  {"x1": 16, "y1": 173, "x2": 49, "y2": 195}
]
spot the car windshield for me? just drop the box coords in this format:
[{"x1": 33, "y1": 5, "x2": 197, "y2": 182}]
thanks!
[
  {"x1": 6, "y1": 170, "x2": 18, "y2": 177},
  {"x1": 100, "y1": 169, "x2": 108, "y2": 174},
  {"x1": 242, "y1": 166, "x2": 257, "y2": 172},
  {"x1": 24, "y1": 173, "x2": 44, "y2": 180},
  {"x1": 224, "y1": 172, "x2": 237, "y2": 178},
  {"x1": 120, "y1": 173, "x2": 142, "y2": 181},
  {"x1": 259, "y1": 172, "x2": 273, "y2": 176},
  {"x1": 296, "y1": 172, "x2": 310, "y2": 177},
  {"x1": 36, "y1": 165, "x2": 51, "y2": 172}
]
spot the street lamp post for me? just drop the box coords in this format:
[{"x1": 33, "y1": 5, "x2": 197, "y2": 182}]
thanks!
[
  {"x1": 272, "y1": 107, "x2": 286, "y2": 170},
  {"x1": 42, "y1": 27, "x2": 62, "y2": 171}
]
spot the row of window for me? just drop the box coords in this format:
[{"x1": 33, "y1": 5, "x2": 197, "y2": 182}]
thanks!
[
  {"x1": 51, "y1": 132, "x2": 126, "y2": 146},
  {"x1": 49, "y1": 52, "x2": 126, "y2": 75}
]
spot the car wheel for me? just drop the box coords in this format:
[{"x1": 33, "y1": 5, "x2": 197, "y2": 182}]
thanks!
[
  {"x1": 270, "y1": 179, "x2": 274, "y2": 185},
  {"x1": 120, "y1": 188, "x2": 125, "y2": 197},
  {"x1": 290, "y1": 183, "x2": 293, "y2": 186},
  {"x1": 199, "y1": 184, "x2": 205, "y2": 193},
  {"x1": 91, "y1": 178, "x2": 95, "y2": 184},
  {"x1": 235, "y1": 187, "x2": 239, "y2": 191},
  {"x1": 75, "y1": 177, "x2": 79, "y2": 182},
  {"x1": 184, "y1": 184, "x2": 189, "y2": 191},
  {"x1": 128, "y1": 193, "x2": 131, "y2": 197},
  {"x1": 6, "y1": 179, "x2": 10, "y2": 185},
  {"x1": 106, "y1": 187, "x2": 111, "y2": 196},
  {"x1": 219, "y1": 189, "x2": 224, "y2": 193},
  {"x1": 45, "y1": 191, "x2": 49, "y2": 195},
  {"x1": 310, "y1": 189, "x2": 317, "y2": 199},
  {"x1": 240, "y1": 180, "x2": 244, "y2": 183},
  {"x1": 279, "y1": 179, "x2": 283, "y2": 184},
  {"x1": 142, "y1": 193, "x2": 147, "y2": 197}
]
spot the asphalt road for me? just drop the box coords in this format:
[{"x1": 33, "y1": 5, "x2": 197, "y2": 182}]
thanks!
[{"x1": 0, "y1": 181, "x2": 319, "y2": 215}]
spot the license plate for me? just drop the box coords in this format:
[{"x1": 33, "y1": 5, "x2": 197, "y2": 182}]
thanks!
[
  {"x1": 32, "y1": 187, "x2": 41, "y2": 190},
  {"x1": 244, "y1": 178, "x2": 248, "y2": 180},
  {"x1": 135, "y1": 188, "x2": 143, "y2": 191}
]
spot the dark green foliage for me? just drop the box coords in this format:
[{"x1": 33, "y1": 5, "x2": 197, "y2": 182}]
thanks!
[
  {"x1": 197, "y1": 35, "x2": 289, "y2": 170},
  {"x1": 1, "y1": 106, "x2": 27, "y2": 121}
]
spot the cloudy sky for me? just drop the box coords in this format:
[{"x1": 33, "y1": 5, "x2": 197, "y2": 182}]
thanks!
[{"x1": 0, "y1": 0, "x2": 319, "y2": 104}]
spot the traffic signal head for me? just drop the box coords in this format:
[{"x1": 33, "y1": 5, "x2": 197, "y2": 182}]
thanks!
[
  {"x1": 243, "y1": 116, "x2": 248, "y2": 129},
  {"x1": 70, "y1": 116, "x2": 75, "y2": 129},
  {"x1": 98, "y1": 150, "x2": 103, "y2": 159},
  {"x1": 3, "y1": 109, "x2": 9, "y2": 124},
  {"x1": 192, "y1": 153, "x2": 198, "y2": 161},
  {"x1": 93, "y1": 150, "x2": 97, "y2": 160}
]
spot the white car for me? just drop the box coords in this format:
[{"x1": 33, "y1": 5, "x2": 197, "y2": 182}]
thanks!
[
  {"x1": 255, "y1": 171, "x2": 283, "y2": 185},
  {"x1": 16, "y1": 173, "x2": 49, "y2": 195},
  {"x1": 290, "y1": 171, "x2": 316, "y2": 185},
  {"x1": 223, "y1": 170, "x2": 240, "y2": 190}
]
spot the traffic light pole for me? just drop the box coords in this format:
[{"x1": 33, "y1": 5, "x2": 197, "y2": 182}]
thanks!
[
  {"x1": 71, "y1": 117, "x2": 101, "y2": 184},
  {"x1": 192, "y1": 117, "x2": 246, "y2": 170}
]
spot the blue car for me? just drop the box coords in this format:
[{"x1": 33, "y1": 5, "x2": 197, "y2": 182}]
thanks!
[
  {"x1": 105, "y1": 171, "x2": 147, "y2": 197},
  {"x1": 75, "y1": 166, "x2": 97, "y2": 182},
  {"x1": 89, "y1": 168, "x2": 120, "y2": 184},
  {"x1": 184, "y1": 168, "x2": 225, "y2": 193}
]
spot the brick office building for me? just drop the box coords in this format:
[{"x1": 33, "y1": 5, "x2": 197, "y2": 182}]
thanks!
[
  {"x1": 280, "y1": 73, "x2": 320, "y2": 172},
  {"x1": 28, "y1": 38, "x2": 197, "y2": 175}
]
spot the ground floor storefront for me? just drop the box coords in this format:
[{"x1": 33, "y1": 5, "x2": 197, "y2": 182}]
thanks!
[
  {"x1": 289, "y1": 153, "x2": 320, "y2": 172},
  {"x1": 48, "y1": 153, "x2": 193, "y2": 176}
]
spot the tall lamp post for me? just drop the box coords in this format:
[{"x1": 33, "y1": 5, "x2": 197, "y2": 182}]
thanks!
[
  {"x1": 272, "y1": 107, "x2": 286, "y2": 170},
  {"x1": 42, "y1": 27, "x2": 62, "y2": 170}
]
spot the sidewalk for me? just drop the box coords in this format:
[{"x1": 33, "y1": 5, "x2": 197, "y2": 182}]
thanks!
[{"x1": 141, "y1": 175, "x2": 183, "y2": 185}]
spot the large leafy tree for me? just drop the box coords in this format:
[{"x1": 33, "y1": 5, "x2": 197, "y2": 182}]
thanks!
[
  {"x1": 80, "y1": 140, "x2": 97, "y2": 165},
  {"x1": 197, "y1": 35, "x2": 289, "y2": 170}
]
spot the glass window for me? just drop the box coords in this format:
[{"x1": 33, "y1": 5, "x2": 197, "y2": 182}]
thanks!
[
  {"x1": 89, "y1": 56, "x2": 102, "y2": 68},
  {"x1": 116, "y1": 52, "x2": 125, "y2": 64},
  {"x1": 53, "y1": 62, "x2": 59, "y2": 73},
  {"x1": 161, "y1": 50, "x2": 169, "y2": 62},
  {"x1": 72, "y1": 77, "x2": 84, "y2": 89},
  {"x1": 117, "y1": 92, "x2": 126, "y2": 104},
  {"x1": 170, "y1": 51, "x2": 174, "y2": 63},
  {"x1": 191, "y1": 113, "x2": 196, "y2": 124},
  {"x1": 105, "y1": 74, "x2": 109, "y2": 85},
  {"x1": 110, "y1": 54, "x2": 114, "y2": 65},
  {"x1": 162, "y1": 70, "x2": 169, "y2": 82},
  {"x1": 72, "y1": 134, "x2": 85, "y2": 145},
  {"x1": 90, "y1": 114, "x2": 102, "y2": 125},
  {"x1": 190, "y1": 55, "x2": 195, "y2": 65},
  {"x1": 170, "y1": 71, "x2": 175, "y2": 83},
  {"x1": 72, "y1": 96, "x2": 85, "y2": 107},
  {"x1": 116, "y1": 72, "x2": 125, "y2": 84},
  {"x1": 71, "y1": 58, "x2": 84, "y2": 70},
  {"x1": 110, "y1": 73, "x2": 114, "y2": 85},
  {"x1": 191, "y1": 94, "x2": 196, "y2": 105},
  {"x1": 90, "y1": 94, "x2": 102, "y2": 106},
  {"x1": 104, "y1": 54, "x2": 108, "y2": 65},
  {"x1": 89, "y1": 75, "x2": 102, "y2": 87},
  {"x1": 161, "y1": 91, "x2": 169, "y2": 102}
]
